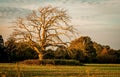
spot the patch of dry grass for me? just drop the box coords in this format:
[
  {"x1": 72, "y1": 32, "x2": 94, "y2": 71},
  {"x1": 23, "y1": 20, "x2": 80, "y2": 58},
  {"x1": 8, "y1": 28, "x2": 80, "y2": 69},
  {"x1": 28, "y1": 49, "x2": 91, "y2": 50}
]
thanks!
[{"x1": 0, "y1": 63, "x2": 120, "y2": 77}]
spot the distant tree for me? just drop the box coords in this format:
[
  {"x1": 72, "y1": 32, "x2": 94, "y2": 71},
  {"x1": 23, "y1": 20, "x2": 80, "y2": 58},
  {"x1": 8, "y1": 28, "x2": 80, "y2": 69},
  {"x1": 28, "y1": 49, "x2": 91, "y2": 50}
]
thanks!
[
  {"x1": 93, "y1": 42, "x2": 103, "y2": 54},
  {"x1": 12, "y1": 5, "x2": 77, "y2": 61},
  {"x1": 0, "y1": 44, "x2": 7, "y2": 62},
  {"x1": 5, "y1": 36, "x2": 38, "y2": 62},
  {"x1": 0, "y1": 35, "x2": 4, "y2": 46},
  {"x1": 5, "y1": 36, "x2": 16, "y2": 52},
  {"x1": 69, "y1": 36, "x2": 97, "y2": 62},
  {"x1": 97, "y1": 46, "x2": 119, "y2": 63},
  {"x1": 43, "y1": 49, "x2": 55, "y2": 59},
  {"x1": 70, "y1": 49, "x2": 85, "y2": 62},
  {"x1": 55, "y1": 46, "x2": 71, "y2": 59},
  {"x1": 5, "y1": 36, "x2": 17, "y2": 62},
  {"x1": 116, "y1": 50, "x2": 120, "y2": 63}
]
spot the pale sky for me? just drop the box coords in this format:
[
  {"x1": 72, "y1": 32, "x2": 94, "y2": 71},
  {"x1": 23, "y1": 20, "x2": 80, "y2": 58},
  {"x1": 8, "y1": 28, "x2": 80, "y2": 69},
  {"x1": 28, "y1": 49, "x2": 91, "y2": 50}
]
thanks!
[{"x1": 0, "y1": 0, "x2": 120, "y2": 49}]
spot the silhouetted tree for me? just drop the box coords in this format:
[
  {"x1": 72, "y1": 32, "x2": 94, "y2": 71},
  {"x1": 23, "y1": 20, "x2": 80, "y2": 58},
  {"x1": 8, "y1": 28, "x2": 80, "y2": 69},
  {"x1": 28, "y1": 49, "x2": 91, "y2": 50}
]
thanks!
[
  {"x1": 0, "y1": 35, "x2": 4, "y2": 46},
  {"x1": 44, "y1": 49, "x2": 55, "y2": 59},
  {"x1": 96, "y1": 46, "x2": 120, "y2": 63},
  {"x1": 0, "y1": 45, "x2": 7, "y2": 62},
  {"x1": 55, "y1": 46, "x2": 71, "y2": 59},
  {"x1": 5, "y1": 36, "x2": 38, "y2": 62}
]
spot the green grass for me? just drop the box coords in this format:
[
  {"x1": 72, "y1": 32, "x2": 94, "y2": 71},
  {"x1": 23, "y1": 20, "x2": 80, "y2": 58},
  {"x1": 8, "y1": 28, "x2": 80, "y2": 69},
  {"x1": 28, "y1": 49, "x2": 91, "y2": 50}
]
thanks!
[{"x1": 0, "y1": 63, "x2": 120, "y2": 77}]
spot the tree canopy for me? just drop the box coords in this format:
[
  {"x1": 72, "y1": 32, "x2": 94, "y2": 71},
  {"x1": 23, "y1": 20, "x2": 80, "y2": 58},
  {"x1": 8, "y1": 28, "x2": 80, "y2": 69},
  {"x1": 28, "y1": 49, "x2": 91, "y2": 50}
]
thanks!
[{"x1": 12, "y1": 5, "x2": 77, "y2": 60}]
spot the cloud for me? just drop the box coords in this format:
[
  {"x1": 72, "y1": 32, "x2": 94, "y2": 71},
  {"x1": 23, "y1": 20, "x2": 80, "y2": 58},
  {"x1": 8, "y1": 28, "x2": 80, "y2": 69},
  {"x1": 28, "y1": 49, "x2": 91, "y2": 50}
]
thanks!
[
  {"x1": 0, "y1": 0, "x2": 39, "y2": 4},
  {"x1": 0, "y1": 7, "x2": 31, "y2": 19},
  {"x1": 1, "y1": 0, "x2": 120, "y2": 27},
  {"x1": 1, "y1": 0, "x2": 120, "y2": 28},
  {"x1": 67, "y1": 0, "x2": 120, "y2": 27},
  {"x1": 0, "y1": 0, "x2": 120, "y2": 49}
]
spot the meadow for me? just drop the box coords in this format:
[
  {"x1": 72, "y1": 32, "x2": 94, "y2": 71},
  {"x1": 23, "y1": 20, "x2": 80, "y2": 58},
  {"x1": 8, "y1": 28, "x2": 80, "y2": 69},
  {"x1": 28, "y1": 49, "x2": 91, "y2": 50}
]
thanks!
[{"x1": 0, "y1": 63, "x2": 120, "y2": 77}]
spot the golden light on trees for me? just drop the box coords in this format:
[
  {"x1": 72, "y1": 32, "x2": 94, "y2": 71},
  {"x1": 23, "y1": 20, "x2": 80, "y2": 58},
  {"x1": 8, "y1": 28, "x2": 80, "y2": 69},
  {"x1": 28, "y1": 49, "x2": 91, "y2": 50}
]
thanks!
[{"x1": 12, "y1": 5, "x2": 77, "y2": 61}]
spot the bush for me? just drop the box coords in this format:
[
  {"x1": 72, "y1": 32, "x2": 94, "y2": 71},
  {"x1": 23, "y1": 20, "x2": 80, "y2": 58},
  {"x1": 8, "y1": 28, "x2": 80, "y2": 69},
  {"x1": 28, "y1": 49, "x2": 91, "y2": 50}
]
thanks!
[
  {"x1": 54, "y1": 59, "x2": 82, "y2": 65},
  {"x1": 41, "y1": 59, "x2": 55, "y2": 65},
  {"x1": 20, "y1": 59, "x2": 41, "y2": 65},
  {"x1": 21, "y1": 59, "x2": 83, "y2": 66}
]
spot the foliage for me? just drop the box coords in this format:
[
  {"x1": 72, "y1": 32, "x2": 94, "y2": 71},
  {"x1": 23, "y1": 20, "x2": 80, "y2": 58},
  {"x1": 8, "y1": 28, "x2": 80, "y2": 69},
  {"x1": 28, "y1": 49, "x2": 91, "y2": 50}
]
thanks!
[
  {"x1": 0, "y1": 35, "x2": 8, "y2": 62},
  {"x1": 69, "y1": 36, "x2": 120, "y2": 63},
  {"x1": 43, "y1": 49, "x2": 55, "y2": 59},
  {"x1": 53, "y1": 59, "x2": 82, "y2": 65},
  {"x1": 20, "y1": 59, "x2": 82, "y2": 66},
  {"x1": 20, "y1": 59, "x2": 41, "y2": 65},
  {"x1": 0, "y1": 35, "x2": 4, "y2": 46},
  {"x1": 69, "y1": 36, "x2": 97, "y2": 62},
  {"x1": 5, "y1": 36, "x2": 38, "y2": 62},
  {"x1": 0, "y1": 46, "x2": 8, "y2": 62},
  {"x1": 93, "y1": 42, "x2": 103, "y2": 54},
  {"x1": 69, "y1": 49, "x2": 85, "y2": 61},
  {"x1": 97, "y1": 47, "x2": 120, "y2": 63},
  {"x1": 55, "y1": 46, "x2": 72, "y2": 59},
  {"x1": 1, "y1": 35, "x2": 120, "y2": 63}
]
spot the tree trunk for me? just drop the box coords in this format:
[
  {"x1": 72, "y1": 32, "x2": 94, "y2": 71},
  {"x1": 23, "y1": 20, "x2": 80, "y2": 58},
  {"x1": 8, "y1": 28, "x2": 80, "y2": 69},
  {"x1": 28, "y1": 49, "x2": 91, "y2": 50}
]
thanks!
[
  {"x1": 33, "y1": 47, "x2": 43, "y2": 61},
  {"x1": 38, "y1": 53, "x2": 43, "y2": 61}
]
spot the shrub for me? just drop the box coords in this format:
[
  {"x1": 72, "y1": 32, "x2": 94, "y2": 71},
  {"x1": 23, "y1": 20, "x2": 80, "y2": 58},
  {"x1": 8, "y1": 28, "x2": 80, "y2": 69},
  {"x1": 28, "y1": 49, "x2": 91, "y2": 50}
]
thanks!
[
  {"x1": 20, "y1": 59, "x2": 41, "y2": 65},
  {"x1": 54, "y1": 59, "x2": 82, "y2": 65},
  {"x1": 21, "y1": 59, "x2": 83, "y2": 66}
]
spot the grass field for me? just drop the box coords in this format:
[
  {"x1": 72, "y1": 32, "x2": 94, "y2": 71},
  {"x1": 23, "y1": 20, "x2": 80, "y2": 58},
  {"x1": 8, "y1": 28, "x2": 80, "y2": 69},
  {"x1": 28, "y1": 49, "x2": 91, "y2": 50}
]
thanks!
[{"x1": 0, "y1": 63, "x2": 120, "y2": 77}]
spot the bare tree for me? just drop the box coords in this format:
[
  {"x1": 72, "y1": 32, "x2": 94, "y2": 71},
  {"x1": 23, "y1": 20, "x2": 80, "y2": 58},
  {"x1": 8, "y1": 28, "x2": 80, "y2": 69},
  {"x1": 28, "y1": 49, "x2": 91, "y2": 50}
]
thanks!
[{"x1": 12, "y1": 5, "x2": 77, "y2": 61}]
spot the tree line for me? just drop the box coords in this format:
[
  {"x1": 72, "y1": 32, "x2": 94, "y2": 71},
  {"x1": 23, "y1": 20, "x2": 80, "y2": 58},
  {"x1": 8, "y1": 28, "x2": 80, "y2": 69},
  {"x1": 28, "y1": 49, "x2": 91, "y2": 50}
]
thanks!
[{"x1": 0, "y1": 36, "x2": 120, "y2": 63}]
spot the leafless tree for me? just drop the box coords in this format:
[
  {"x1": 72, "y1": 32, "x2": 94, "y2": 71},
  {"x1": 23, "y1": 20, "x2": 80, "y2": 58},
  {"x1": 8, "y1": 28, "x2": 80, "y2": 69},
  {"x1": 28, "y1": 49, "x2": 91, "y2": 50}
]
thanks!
[{"x1": 12, "y1": 5, "x2": 77, "y2": 61}]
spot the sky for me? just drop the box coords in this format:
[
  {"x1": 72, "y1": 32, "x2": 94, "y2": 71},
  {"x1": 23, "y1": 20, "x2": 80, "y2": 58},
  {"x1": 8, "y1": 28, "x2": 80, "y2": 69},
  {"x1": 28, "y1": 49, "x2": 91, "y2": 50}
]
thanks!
[{"x1": 0, "y1": 0, "x2": 120, "y2": 49}]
